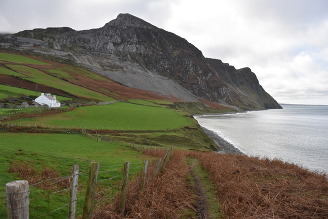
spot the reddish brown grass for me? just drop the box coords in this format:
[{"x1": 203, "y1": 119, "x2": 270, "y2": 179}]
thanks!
[
  {"x1": 8, "y1": 160, "x2": 69, "y2": 190},
  {"x1": 72, "y1": 75, "x2": 181, "y2": 101},
  {"x1": 199, "y1": 99, "x2": 229, "y2": 110},
  {"x1": 189, "y1": 151, "x2": 328, "y2": 219},
  {"x1": 94, "y1": 150, "x2": 195, "y2": 218},
  {"x1": 0, "y1": 74, "x2": 73, "y2": 98},
  {"x1": 142, "y1": 148, "x2": 167, "y2": 158}
]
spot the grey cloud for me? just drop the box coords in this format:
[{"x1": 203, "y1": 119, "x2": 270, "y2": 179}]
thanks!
[
  {"x1": 0, "y1": 0, "x2": 172, "y2": 32},
  {"x1": 242, "y1": 0, "x2": 328, "y2": 27},
  {"x1": 0, "y1": 0, "x2": 69, "y2": 32}
]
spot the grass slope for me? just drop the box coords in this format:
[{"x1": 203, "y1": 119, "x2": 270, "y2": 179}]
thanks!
[
  {"x1": 8, "y1": 102, "x2": 193, "y2": 130},
  {"x1": 0, "y1": 85, "x2": 71, "y2": 101},
  {"x1": 0, "y1": 52, "x2": 113, "y2": 101},
  {"x1": 0, "y1": 66, "x2": 22, "y2": 76},
  {"x1": 190, "y1": 151, "x2": 328, "y2": 219},
  {"x1": 7, "y1": 64, "x2": 111, "y2": 101},
  {"x1": 0, "y1": 133, "x2": 145, "y2": 218},
  {"x1": 0, "y1": 52, "x2": 49, "y2": 65},
  {"x1": 105, "y1": 128, "x2": 218, "y2": 150},
  {"x1": 0, "y1": 133, "x2": 144, "y2": 164}
]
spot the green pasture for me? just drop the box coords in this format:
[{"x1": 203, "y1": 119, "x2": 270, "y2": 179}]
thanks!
[
  {"x1": 0, "y1": 133, "x2": 145, "y2": 218},
  {"x1": 0, "y1": 85, "x2": 37, "y2": 99},
  {"x1": 0, "y1": 52, "x2": 113, "y2": 101},
  {"x1": 0, "y1": 52, "x2": 49, "y2": 65},
  {"x1": 0, "y1": 66, "x2": 22, "y2": 76},
  {"x1": 6, "y1": 65, "x2": 112, "y2": 101},
  {"x1": 127, "y1": 99, "x2": 173, "y2": 107},
  {"x1": 0, "y1": 85, "x2": 71, "y2": 101},
  {"x1": 9, "y1": 102, "x2": 193, "y2": 130},
  {"x1": 0, "y1": 108, "x2": 44, "y2": 117},
  {"x1": 46, "y1": 68, "x2": 72, "y2": 79},
  {"x1": 104, "y1": 127, "x2": 218, "y2": 150},
  {"x1": 0, "y1": 133, "x2": 144, "y2": 164},
  {"x1": 1, "y1": 52, "x2": 104, "y2": 81}
]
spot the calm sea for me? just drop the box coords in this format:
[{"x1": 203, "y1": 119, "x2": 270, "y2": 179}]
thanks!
[{"x1": 195, "y1": 104, "x2": 328, "y2": 174}]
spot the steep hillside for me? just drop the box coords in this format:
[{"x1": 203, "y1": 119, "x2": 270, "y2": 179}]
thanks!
[
  {"x1": 0, "y1": 13, "x2": 281, "y2": 110},
  {"x1": 0, "y1": 51, "x2": 181, "y2": 107}
]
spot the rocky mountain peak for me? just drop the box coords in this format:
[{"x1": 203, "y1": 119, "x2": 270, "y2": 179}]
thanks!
[
  {"x1": 103, "y1": 13, "x2": 156, "y2": 30},
  {"x1": 1, "y1": 13, "x2": 282, "y2": 110}
]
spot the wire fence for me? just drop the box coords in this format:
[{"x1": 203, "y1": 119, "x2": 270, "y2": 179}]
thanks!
[{"x1": 1, "y1": 160, "x2": 145, "y2": 218}]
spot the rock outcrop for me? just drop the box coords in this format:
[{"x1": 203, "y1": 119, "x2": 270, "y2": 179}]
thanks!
[{"x1": 1, "y1": 13, "x2": 281, "y2": 110}]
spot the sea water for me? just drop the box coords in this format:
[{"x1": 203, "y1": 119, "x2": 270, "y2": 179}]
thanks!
[{"x1": 195, "y1": 104, "x2": 328, "y2": 174}]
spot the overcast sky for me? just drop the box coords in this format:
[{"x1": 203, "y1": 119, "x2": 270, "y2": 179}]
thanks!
[{"x1": 1, "y1": 0, "x2": 328, "y2": 105}]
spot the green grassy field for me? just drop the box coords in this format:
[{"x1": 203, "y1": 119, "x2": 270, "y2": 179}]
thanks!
[
  {"x1": 127, "y1": 99, "x2": 173, "y2": 107},
  {"x1": 0, "y1": 108, "x2": 45, "y2": 117},
  {"x1": 0, "y1": 52, "x2": 49, "y2": 65},
  {"x1": 6, "y1": 65, "x2": 112, "y2": 101},
  {"x1": 0, "y1": 85, "x2": 71, "y2": 101},
  {"x1": 0, "y1": 133, "x2": 145, "y2": 218},
  {"x1": 105, "y1": 128, "x2": 218, "y2": 150},
  {"x1": 0, "y1": 85, "x2": 38, "y2": 99},
  {"x1": 0, "y1": 66, "x2": 22, "y2": 77},
  {"x1": 8, "y1": 102, "x2": 193, "y2": 130},
  {"x1": 0, "y1": 52, "x2": 115, "y2": 101},
  {"x1": 0, "y1": 133, "x2": 144, "y2": 165}
]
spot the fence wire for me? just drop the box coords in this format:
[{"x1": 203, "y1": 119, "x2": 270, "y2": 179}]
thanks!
[
  {"x1": 29, "y1": 175, "x2": 71, "y2": 188},
  {"x1": 38, "y1": 202, "x2": 70, "y2": 218},
  {"x1": 3, "y1": 160, "x2": 146, "y2": 218}
]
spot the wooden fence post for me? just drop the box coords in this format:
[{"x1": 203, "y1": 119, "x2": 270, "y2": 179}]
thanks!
[
  {"x1": 6, "y1": 180, "x2": 29, "y2": 219},
  {"x1": 69, "y1": 164, "x2": 79, "y2": 219},
  {"x1": 82, "y1": 162, "x2": 99, "y2": 219},
  {"x1": 120, "y1": 161, "x2": 130, "y2": 216},
  {"x1": 154, "y1": 158, "x2": 163, "y2": 178},
  {"x1": 141, "y1": 160, "x2": 149, "y2": 190},
  {"x1": 160, "y1": 148, "x2": 172, "y2": 173}
]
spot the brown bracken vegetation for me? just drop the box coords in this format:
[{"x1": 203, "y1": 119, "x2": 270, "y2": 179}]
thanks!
[
  {"x1": 94, "y1": 149, "x2": 328, "y2": 218},
  {"x1": 189, "y1": 151, "x2": 328, "y2": 219},
  {"x1": 94, "y1": 150, "x2": 195, "y2": 219},
  {"x1": 9, "y1": 160, "x2": 69, "y2": 190}
]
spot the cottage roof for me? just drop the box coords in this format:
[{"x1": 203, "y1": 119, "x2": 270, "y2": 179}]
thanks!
[{"x1": 43, "y1": 93, "x2": 56, "y2": 100}]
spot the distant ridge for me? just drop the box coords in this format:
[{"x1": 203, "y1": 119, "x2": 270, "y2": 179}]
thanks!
[{"x1": 0, "y1": 13, "x2": 281, "y2": 110}]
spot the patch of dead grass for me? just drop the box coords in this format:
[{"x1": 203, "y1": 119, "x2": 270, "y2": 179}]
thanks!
[
  {"x1": 189, "y1": 152, "x2": 328, "y2": 219},
  {"x1": 8, "y1": 160, "x2": 69, "y2": 190},
  {"x1": 94, "y1": 150, "x2": 195, "y2": 218}
]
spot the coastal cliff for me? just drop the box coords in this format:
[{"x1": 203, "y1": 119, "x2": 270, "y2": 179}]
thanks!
[{"x1": 1, "y1": 13, "x2": 281, "y2": 110}]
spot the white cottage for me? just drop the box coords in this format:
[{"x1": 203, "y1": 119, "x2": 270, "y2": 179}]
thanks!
[{"x1": 35, "y1": 93, "x2": 61, "y2": 108}]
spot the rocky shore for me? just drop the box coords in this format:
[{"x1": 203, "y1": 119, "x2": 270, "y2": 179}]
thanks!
[{"x1": 201, "y1": 127, "x2": 244, "y2": 154}]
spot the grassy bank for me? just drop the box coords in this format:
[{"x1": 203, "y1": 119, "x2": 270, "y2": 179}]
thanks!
[
  {"x1": 189, "y1": 151, "x2": 328, "y2": 218},
  {"x1": 0, "y1": 132, "x2": 146, "y2": 218},
  {"x1": 6, "y1": 102, "x2": 193, "y2": 131},
  {"x1": 101, "y1": 150, "x2": 328, "y2": 218},
  {"x1": 0, "y1": 85, "x2": 71, "y2": 101}
]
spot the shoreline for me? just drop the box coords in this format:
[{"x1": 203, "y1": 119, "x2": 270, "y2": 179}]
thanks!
[{"x1": 200, "y1": 126, "x2": 244, "y2": 155}]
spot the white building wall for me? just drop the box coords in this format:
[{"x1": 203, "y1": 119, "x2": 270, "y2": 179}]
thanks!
[{"x1": 34, "y1": 93, "x2": 61, "y2": 108}]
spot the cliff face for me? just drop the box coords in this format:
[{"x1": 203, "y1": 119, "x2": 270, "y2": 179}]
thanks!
[{"x1": 2, "y1": 13, "x2": 281, "y2": 110}]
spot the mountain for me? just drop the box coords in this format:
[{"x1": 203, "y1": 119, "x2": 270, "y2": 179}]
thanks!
[{"x1": 0, "y1": 13, "x2": 281, "y2": 110}]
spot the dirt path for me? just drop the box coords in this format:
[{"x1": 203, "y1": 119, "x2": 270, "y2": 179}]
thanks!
[
  {"x1": 189, "y1": 160, "x2": 209, "y2": 219},
  {"x1": 187, "y1": 158, "x2": 224, "y2": 219}
]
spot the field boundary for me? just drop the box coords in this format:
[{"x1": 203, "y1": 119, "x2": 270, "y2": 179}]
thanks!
[{"x1": 3, "y1": 148, "x2": 172, "y2": 218}]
